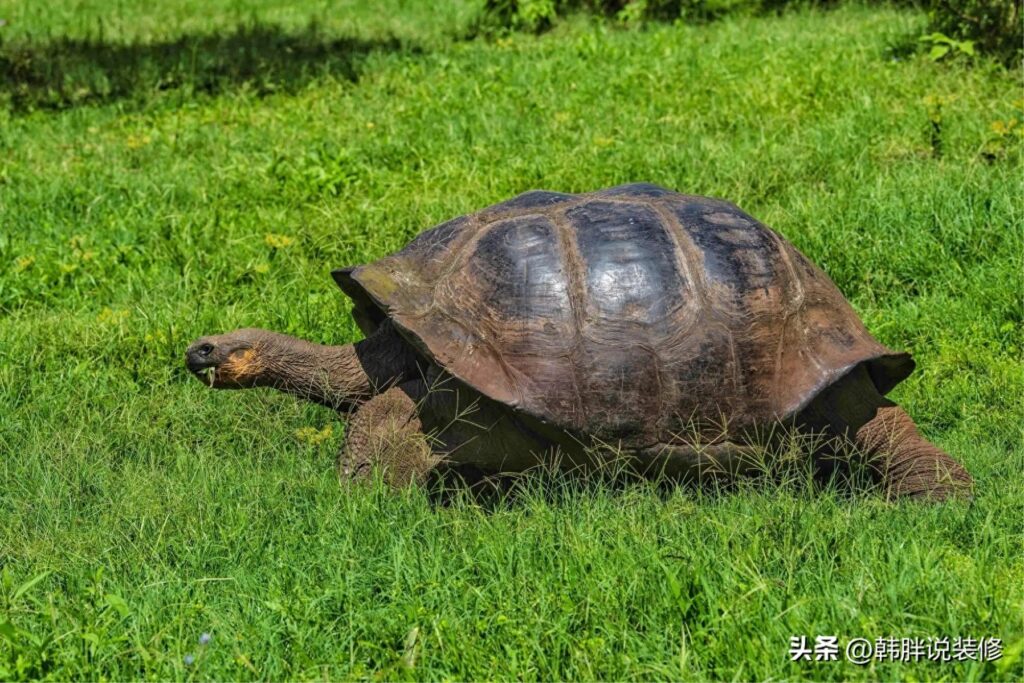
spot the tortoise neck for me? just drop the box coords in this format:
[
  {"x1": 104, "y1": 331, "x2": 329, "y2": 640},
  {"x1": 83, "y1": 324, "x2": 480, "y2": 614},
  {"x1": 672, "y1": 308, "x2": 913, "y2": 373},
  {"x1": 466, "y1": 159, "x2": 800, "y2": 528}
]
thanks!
[{"x1": 257, "y1": 323, "x2": 418, "y2": 411}]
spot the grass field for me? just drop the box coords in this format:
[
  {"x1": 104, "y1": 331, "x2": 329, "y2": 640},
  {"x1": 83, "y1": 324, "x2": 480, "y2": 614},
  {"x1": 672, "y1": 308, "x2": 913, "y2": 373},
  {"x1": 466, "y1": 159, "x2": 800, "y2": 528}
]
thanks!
[{"x1": 1, "y1": 0, "x2": 1022, "y2": 679}]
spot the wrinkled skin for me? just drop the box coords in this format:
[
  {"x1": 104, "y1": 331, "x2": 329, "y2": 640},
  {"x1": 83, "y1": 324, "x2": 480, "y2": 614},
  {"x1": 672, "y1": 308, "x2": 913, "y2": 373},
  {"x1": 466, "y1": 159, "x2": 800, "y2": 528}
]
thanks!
[{"x1": 186, "y1": 322, "x2": 418, "y2": 409}]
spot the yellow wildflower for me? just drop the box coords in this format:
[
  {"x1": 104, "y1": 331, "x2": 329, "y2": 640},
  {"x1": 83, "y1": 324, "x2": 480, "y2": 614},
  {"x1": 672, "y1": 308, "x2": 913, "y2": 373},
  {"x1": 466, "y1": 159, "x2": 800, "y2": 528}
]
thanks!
[
  {"x1": 97, "y1": 307, "x2": 129, "y2": 323},
  {"x1": 264, "y1": 233, "x2": 295, "y2": 249},
  {"x1": 126, "y1": 134, "x2": 151, "y2": 150},
  {"x1": 294, "y1": 425, "x2": 334, "y2": 445}
]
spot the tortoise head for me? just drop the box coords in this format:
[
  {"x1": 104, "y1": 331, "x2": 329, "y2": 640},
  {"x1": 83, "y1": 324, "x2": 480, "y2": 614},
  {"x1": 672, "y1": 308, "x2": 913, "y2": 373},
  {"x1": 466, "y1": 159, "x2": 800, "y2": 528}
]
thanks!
[{"x1": 185, "y1": 329, "x2": 269, "y2": 389}]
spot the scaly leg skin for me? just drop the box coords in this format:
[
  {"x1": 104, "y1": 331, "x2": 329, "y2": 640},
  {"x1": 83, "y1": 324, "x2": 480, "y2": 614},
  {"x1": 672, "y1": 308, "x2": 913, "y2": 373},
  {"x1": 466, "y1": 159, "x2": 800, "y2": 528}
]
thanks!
[
  {"x1": 799, "y1": 365, "x2": 973, "y2": 501},
  {"x1": 855, "y1": 405, "x2": 973, "y2": 501},
  {"x1": 338, "y1": 380, "x2": 442, "y2": 487}
]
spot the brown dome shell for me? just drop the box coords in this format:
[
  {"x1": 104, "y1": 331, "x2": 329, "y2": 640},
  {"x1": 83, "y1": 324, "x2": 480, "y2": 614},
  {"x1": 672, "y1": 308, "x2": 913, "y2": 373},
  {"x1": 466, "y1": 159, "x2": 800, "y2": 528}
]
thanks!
[{"x1": 333, "y1": 184, "x2": 912, "y2": 448}]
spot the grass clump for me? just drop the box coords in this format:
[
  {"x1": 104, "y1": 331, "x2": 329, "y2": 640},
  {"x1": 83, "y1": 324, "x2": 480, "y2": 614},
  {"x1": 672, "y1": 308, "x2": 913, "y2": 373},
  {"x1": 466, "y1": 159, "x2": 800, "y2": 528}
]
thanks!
[{"x1": 0, "y1": 0, "x2": 1022, "y2": 680}]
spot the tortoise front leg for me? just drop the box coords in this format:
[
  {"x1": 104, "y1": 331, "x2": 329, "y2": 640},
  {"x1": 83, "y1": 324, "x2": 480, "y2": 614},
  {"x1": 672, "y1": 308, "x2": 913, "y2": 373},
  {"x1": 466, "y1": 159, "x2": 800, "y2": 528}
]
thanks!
[{"x1": 338, "y1": 380, "x2": 443, "y2": 487}]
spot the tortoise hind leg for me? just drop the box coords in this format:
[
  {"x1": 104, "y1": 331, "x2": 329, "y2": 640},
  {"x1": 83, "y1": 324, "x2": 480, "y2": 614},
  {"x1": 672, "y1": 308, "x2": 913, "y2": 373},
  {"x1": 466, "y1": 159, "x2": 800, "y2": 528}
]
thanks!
[
  {"x1": 338, "y1": 380, "x2": 442, "y2": 487},
  {"x1": 854, "y1": 405, "x2": 973, "y2": 500},
  {"x1": 801, "y1": 365, "x2": 973, "y2": 500}
]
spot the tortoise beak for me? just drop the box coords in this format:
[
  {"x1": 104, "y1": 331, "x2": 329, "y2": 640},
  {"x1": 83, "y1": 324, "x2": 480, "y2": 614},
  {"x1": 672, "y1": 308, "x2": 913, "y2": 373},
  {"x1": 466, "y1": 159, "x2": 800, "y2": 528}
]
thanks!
[
  {"x1": 186, "y1": 338, "x2": 222, "y2": 384},
  {"x1": 186, "y1": 340, "x2": 217, "y2": 372},
  {"x1": 185, "y1": 333, "x2": 262, "y2": 388}
]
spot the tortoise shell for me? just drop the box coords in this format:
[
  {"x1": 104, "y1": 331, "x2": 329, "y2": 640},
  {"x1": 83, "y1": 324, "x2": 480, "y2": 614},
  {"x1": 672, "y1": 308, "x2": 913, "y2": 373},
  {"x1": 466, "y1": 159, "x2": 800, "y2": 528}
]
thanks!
[{"x1": 333, "y1": 183, "x2": 912, "y2": 447}]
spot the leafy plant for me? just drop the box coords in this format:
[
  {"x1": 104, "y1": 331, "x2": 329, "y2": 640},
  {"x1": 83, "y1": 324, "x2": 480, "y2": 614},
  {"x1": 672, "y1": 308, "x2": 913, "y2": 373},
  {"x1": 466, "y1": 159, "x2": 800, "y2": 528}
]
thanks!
[
  {"x1": 923, "y1": 0, "x2": 1022, "y2": 65},
  {"x1": 919, "y1": 32, "x2": 975, "y2": 61},
  {"x1": 981, "y1": 100, "x2": 1024, "y2": 161}
]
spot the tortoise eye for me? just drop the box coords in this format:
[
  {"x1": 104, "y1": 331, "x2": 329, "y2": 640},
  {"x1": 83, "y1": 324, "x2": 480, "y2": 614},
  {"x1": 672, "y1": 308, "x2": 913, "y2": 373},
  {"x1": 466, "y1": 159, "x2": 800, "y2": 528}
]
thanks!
[{"x1": 197, "y1": 343, "x2": 214, "y2": 357}]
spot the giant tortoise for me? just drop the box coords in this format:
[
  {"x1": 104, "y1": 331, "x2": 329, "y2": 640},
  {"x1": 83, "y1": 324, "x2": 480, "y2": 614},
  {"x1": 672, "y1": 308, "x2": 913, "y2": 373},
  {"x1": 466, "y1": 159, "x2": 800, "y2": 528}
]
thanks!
[{"x1": 186, "y1": 184, "x2": 972, "y2": 499}]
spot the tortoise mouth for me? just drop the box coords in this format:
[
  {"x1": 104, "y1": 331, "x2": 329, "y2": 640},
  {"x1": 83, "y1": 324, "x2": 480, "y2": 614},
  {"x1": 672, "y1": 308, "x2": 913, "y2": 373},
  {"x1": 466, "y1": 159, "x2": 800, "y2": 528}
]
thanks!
[
  {"x1": 185, "y1": 337, "x2": 258, "y2": 388},
  {"x1": 186, "y1": 350, "x2": 226, "y2": 387},
  {"x1": 190, "y1": 363, "x2": 220, "y2": 386},
  {"x1": 187, "y1": 355, "x2": 256, "y2": 389}
]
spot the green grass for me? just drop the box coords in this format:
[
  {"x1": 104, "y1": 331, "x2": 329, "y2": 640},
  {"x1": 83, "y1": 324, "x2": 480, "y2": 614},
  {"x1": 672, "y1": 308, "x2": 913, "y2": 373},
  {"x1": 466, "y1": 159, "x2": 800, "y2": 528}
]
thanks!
[{"x1": 1, "y1": 0, "x2": 1022, "y2": 679}]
